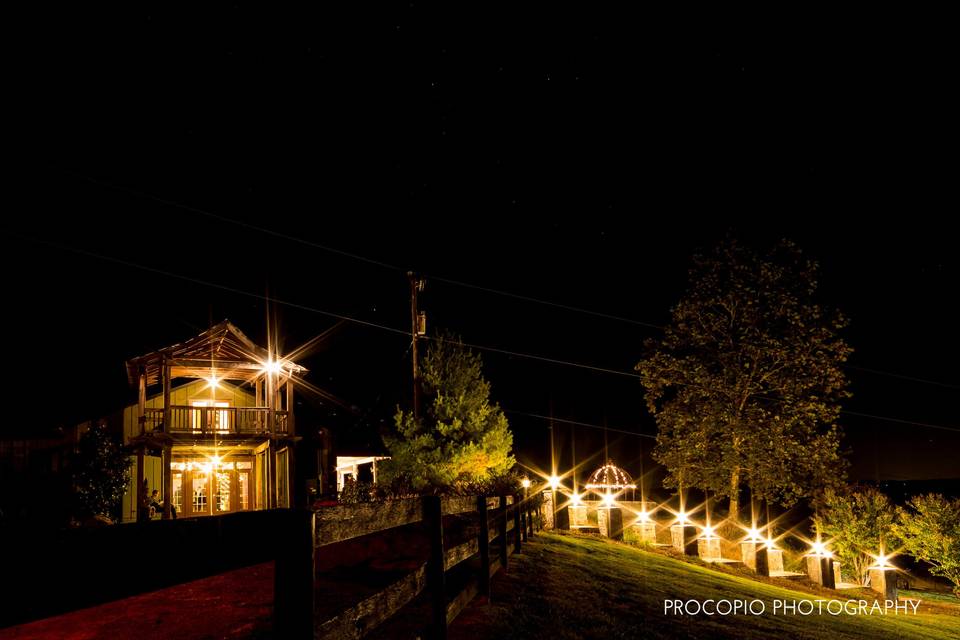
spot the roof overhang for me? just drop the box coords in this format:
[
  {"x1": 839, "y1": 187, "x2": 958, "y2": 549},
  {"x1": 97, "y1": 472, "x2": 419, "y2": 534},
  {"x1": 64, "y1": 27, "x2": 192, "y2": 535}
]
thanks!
[{"x1": 125, "y1": 320, "x2": 306, "y2": 387}]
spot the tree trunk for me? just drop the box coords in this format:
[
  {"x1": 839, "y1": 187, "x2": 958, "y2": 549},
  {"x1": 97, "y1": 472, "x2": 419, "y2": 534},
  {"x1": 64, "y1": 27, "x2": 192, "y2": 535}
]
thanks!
[{"x1": 728, "y1": 467, "x2": 740, "y2": 523}]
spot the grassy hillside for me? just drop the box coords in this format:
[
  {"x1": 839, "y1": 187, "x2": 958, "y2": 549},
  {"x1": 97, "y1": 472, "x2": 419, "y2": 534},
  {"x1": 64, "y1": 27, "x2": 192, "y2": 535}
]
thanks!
[{"x1": 448, "y1": 533, "x2": 960, "y2": 640}]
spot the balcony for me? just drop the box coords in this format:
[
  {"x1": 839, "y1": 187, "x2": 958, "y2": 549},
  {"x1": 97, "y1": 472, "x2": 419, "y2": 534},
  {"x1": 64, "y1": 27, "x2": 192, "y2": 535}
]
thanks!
[{"x1": 144, "y1": 406, "x2": 289, "y2": 436}]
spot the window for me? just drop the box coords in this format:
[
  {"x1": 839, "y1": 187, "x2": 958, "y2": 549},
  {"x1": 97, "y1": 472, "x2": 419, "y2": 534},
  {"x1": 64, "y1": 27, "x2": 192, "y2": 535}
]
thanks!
[
  {"x1": 191, "y1": 401, "x2": 230, "y2": 432},
  {"x1": 193, "y1": 472, "x2": 208, "y2": 513},
  {"x1": 172, "y1": 472, "x2": 183, "y2": 513},
  {"x1": 215, "y1": 471, "x2": 231, "y2": 512}
]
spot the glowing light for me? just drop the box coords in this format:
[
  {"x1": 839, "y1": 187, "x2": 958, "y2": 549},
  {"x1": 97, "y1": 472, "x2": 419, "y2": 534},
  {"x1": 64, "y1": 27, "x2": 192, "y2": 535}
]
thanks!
[
  {"x1": 263, "y1": 359, "x2": 284, "y2": 375},
  {"x1": 810, "y1": 540, "x2": 832, "y2": 557},
  {"x1": 676, "y1": 510, "x2": 689, "y2": 525},
  {"x1": 702, "y1": 524, "x2": 716, "y2": 539},
  {"x1": 602, "y1": 493, "x2": 616, "y2": 507},
  {"x1": 206, "y1": 374, "x2": 220, "y2": 389},
  {"x1": 212, "y1": 455, "x2": 222, "y2": 466},
  {"x1": 571, "y1": 492, "x2": 583, "y2": 506},
  {"x1": 764, "y1": 537, "x2": 777, "y2": 550},
  {"x1": 548, "y1": 475, "x2": 561, "y2": 490},
  {"x1": 746, "y1": 527, "x2": 763, "y2": 542},
  {"x1": 521, "y1": 477, "x2": 531, "y2": 489},
  {"x1": 585, "y1": 460, "x2": 637, "y2": 491},
  {"x1": 638, "y1": 510, "x2": 651, "y2": 523},
  {"x1": 871, "y1": 553, "x2": 892, "y2": 568}
]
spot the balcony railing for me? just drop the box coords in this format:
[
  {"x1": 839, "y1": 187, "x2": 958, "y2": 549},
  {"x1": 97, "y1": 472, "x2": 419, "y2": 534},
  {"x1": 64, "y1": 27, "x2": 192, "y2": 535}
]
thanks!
[{"x1": 144, "y1": 406, "x2": 289, "y2": 436}]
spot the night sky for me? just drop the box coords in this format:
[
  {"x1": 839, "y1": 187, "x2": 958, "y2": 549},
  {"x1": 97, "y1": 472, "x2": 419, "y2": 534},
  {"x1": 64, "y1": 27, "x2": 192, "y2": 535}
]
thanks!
[{"x1": 5, "y1": 7, "x2": 958, "y2": 487}]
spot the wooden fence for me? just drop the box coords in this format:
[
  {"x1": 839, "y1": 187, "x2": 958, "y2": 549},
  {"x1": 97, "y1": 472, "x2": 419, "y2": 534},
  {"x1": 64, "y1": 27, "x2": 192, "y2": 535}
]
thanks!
[
  {"x1": 276, "y1": 492, "x2": 544, "y2": 639},
  {"x1": 0, "y1": 492, "x2": 543, "y2": 635}
]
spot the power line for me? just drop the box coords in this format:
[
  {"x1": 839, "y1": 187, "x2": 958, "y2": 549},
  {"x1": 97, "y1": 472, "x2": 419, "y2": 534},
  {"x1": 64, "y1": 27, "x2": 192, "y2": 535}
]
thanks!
[
  {"x1": 505, "y1": 410, "x2": 656, "y2": 439},
  {"x1": 2, "y1": 229, "x2": 643, "y2": 380},
  {"x1": 839, "y1": 410, "x2": 960, "y2": 434},
  {"x1": 845, "y1": 364, "x2": 960, "y2": 391},
  {"x1": 453, "y1": 341, "x2": 641, "y2": 379},
  {"x1": 57, "y1": 170, "x2": 664, "y2": 329},
  {"x1": 6, "y1": 230, "x2": 958, "y2": 436},
  {"x1": 55, "y1": 170, "x2": 960, "y2": 390}
]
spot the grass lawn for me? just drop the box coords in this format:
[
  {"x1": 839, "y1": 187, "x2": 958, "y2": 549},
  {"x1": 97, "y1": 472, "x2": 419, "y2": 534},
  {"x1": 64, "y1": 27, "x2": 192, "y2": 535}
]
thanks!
[{"x1": 448, "y1": 533, "x2": 960, "y2": 640}]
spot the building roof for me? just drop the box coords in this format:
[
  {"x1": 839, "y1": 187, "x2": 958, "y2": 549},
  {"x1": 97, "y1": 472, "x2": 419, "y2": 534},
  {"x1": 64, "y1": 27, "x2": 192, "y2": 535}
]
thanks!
[
  {"x1": 125, "y1": 320, "x2": 306, "y2": 387},
  {"x1": 585, "y1": 459, "x2": 637, "y2": 491}
]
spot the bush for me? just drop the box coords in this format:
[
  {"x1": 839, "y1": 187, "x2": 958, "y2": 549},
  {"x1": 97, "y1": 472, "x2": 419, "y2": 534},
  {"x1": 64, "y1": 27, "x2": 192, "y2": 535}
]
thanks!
[{"x1": 894, "y1": 494, "x2": 960, "y2": 598}]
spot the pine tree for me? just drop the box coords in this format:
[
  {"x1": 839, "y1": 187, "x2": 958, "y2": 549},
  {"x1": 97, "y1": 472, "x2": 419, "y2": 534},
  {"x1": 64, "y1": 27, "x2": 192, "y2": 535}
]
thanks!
[
  {"x1": 72, "y1": 421, "x2": 132, "y2": 521},
  {"x1": 382, "y1": 332, "x2": 515, "y2": 491},
  {"x1": 637, "y1": 237, "x2": 851, "y2": 522}
]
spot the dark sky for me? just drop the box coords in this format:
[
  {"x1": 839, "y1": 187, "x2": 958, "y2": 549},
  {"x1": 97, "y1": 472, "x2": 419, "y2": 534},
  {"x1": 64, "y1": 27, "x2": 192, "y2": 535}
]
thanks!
[{"x1": 5, "y1": 7, "x2": 958, "y2": 485}]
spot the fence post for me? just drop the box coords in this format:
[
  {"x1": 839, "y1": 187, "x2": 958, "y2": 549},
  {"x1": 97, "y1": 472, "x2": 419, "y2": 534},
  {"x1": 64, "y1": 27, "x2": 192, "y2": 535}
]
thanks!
[
  {"x1": 499, "y1": 495, "x2": 509, "y2": 570},
  {"x1": 513, "y1": 494, "x2": 522, "y2": 553},
  {"x1": 423, "y1": 495, "x2": 446, "y2": 640},
  {"x1": 478, "y1": 495, "x2": 491, "y2": 598},
  {"x1": 520, "y1": 501, "x2": 528, "y2": 543},
  {"x1": 274, "y1": 509, "x2": 315, "y2": 639}
]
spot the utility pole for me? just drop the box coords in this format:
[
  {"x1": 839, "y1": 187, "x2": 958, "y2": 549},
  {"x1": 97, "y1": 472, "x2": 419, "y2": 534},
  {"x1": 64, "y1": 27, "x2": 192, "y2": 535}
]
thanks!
[{"x1": 408, "y1": 272, "x2": 426, "y2": 420}]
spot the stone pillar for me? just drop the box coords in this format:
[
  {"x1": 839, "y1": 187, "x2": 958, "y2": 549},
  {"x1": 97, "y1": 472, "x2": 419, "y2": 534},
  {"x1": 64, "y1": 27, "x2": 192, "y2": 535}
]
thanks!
[
  {"x1": 598, "y1": 507, "x2": 624, "y2": 540},
  {"x1": 755, "y1": 547, "x2": 783, "y2": 577},
  {"x1": 806, "y1": 555, "x2": 836, "y2": 588},
  {"x1": 740, "y1": 541, "x2": 758, "y2": 570},
  {"x1": 698, "y1": 537, "x2": 722, "y2": 561},
  {"x1": 869, "y1": 568, "x2": 897, "y2": 601},
  {"x1": 569, "y1": 505, "x2": 589, "y2": 527},
  {"x1": 542, "y1": 491, "x2": 555, "y2": 529},
  {"x1": 670, "y1": 524, "x2": 699, "y2": 555},
  {"x1": 630, "y1": 521, "x2": 657, "y2": 544}
]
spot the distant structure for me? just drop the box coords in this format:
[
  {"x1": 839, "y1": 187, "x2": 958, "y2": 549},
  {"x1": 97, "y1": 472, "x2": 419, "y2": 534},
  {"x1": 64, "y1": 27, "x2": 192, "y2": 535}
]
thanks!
[
  {"x1": 585, "y1": 459, "x2": 637, "y2": 501},
  {"x1": 120, "y1": 320, "x2": 304, "y2": 521}
]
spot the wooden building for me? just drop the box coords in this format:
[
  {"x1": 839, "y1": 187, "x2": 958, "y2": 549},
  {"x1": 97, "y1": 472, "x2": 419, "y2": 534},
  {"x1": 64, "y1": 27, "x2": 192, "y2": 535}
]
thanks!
[{"x1": 121, "y1": 320, "x2": 304, "y2": 522}]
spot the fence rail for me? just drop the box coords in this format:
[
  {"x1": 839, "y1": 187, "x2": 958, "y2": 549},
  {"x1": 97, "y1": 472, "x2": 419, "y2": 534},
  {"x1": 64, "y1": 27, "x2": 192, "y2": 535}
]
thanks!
[{"x1": 275, "y1": 492, "x2": 544, "y2": 639}]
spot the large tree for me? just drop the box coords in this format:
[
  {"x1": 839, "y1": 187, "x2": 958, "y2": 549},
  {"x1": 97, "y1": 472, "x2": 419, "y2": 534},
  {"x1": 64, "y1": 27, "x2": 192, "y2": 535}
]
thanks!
[
  {"x1": 637, "y1": 237, "x2": 851, "y2": 522},
  {"x1": 381, "y1": 332, "x2": 515, "y2": 491}
]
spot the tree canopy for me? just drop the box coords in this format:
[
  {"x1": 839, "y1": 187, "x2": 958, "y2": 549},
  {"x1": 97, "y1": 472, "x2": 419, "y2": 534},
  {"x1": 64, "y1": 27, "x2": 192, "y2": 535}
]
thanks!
[
  {"x1": 381, "y1": 332, "x2": 515, "y2": 491},
  {"x1": 71, "y1": 422, "x2": 131, "y2": 521},
  {"x1": 637, "y1": 237, "x2": 851, "y2": 522},
  {"x1": 816, "y1": 485, "x2": 899, "y2": 585},
  {"x1": 894, "y1": 494, "x2": 960, "y2": 597}
]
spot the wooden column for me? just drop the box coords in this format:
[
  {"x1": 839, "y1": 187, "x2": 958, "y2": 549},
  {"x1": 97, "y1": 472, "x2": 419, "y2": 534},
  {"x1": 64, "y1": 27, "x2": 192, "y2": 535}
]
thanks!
[
  {"x1": 136, "y1": 449, "x2": 145, "y2": 522},
  {"x1": 498, "y1": 495, "x2": 508, "y2": 571},
  {"x1": 266, "y1": 371, "x2": 276, "y2": 434},
  {"x1": 137, "y1": 367, "x2": 146, "y2": 436},
  {"x1": 477, "y1": 496, "x2": 491, "y2": 598},
  {"x1": 162, "y1": 358, "x2": 171, "y2": 433},
  {"x1": 286, "y1": 379, "x2": 295, "y2": 436},
  {"x1": 513, "y1": 494, "x2": 522, "y2": 553},
  {"x1": 162, "y1": 445, "x2": 173, "y2": 519},
  {"x1": 266, "y1": 442, "x2": 276, "y2": 509},
  {"x1": 274, "y1": 509, "x2": 316, "y2": 639},
  {"x1": 423, "y1": 496, "x2": 446, "y2": 640}
]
